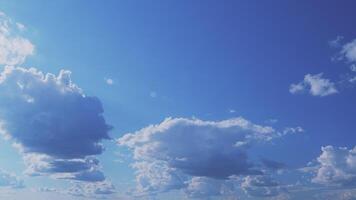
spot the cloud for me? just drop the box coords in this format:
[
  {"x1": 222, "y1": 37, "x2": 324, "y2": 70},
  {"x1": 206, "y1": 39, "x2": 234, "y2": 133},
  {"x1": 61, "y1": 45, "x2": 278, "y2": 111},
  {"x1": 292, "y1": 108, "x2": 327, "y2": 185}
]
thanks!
[
  {"x1": 241, "y1": 175, "x2": 285, "y2": 197},
  {"x1": 118, "y1": 117, "x2": 298, "y2": 197},
  {"x1": 0, "y1": 66, "x2": 111, "y2": 182},
  {"x1": 229, "y1": 109, "x2": 236, "y2": 113},
  {"x1": 184, "y1": 177, "x2": 237, "y2": 199},
  {"x1": 0, "y1": 12, "x2": 34, "y2": 66},
  {"x1": 310, "y1": 145, "x2": 356, "y2": 187},
  {"x1": 105, "y1": 78, "x2": 113, "y2": 85},
  {"x1": 341, "y1": 39, "x2": 356, "y2": 64},
  {"x1": 66, "y1": 180, "x2": 116, "y2": 197},
  {"x1": 37, "y1": 180, "x2": 116, "y2": 198},
  {"x1": 289, "y1": 73, "x2": 338, "y2": 97},
  {"x1": 329, "y1": 36, "x2": 344, "y2": 48},
  {"x1": 0, "y1": 169, "x2": 24, "y2": 189}
]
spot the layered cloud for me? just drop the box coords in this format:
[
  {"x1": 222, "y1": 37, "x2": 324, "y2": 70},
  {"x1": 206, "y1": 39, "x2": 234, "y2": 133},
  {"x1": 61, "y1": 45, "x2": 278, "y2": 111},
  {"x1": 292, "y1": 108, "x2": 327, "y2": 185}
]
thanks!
[
  {"x1": 0, "y1": 12, "x2": 34, "y2": 66},
  {"x1": 289, "y1": 73, "x2": 338, "y2": 97},
  {"x1": 0, "y1": 66, "x2": 111, "y2": 182},
  {"x1": 118, "y1": 117, "x2": 301, "y2": 198}
]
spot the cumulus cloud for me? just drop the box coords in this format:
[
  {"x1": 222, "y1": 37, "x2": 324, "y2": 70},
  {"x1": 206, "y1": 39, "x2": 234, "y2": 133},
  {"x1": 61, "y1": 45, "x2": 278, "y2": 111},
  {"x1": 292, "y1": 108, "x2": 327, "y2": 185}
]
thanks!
[
  {"x1": 0, "y1": 12, "x2": 34, "y2": 66},
  {"x1": 289, "y1": 73, "x2": 338, "y2": 97},
  {"x1": 0, "y1": 66, "x2": 111, "y2": 182},
  {"x1": 241, "y1": 175, "x2": 285, "y2": 198},
  {"x1": 118, "y1": 117, "x2": 298, "y2": 197},
  {"x1": 0, "y1": 170, "x2": 24, "y2": 189},
  {"x1": 184, "y1": 177, "x2": 237, "y2": 199},
  {"x1": 310, "y1": 145, "x2": 356, "y2": 187}
]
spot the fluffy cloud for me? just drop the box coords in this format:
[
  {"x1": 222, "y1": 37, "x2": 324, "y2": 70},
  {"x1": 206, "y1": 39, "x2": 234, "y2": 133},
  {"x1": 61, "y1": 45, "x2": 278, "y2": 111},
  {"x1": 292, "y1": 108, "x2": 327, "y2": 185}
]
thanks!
[
  {"x1": 289, "y1": 73, "x2": 338, "y2": 97},
  {"x1": 66, "y1": 180, "x2": 116, "y2": 197},
  {"x1": 0, "y1": 12, "x2": 34, "y2": 66},
  {"x1": 341, "y1": 39, "x2": 356, "y2": 64},
  {"x1": 0, "y1": 170, "x2": 24, "y2": 189},
  {"x1": 184, "y1": 177, "x2": 237, "y2": 199},
  {"x1": 311, "y1": 146, "x2": 356, "y2": 186},
  {"x1": 0, "y1": 66, "x2": 111, "y2": 182},
  {"x1": 241, "y1": 175, "x2": 285, "y2": 198},
  {"x1": 118, "y1": 117, "x2": 297, "y2": 197}
]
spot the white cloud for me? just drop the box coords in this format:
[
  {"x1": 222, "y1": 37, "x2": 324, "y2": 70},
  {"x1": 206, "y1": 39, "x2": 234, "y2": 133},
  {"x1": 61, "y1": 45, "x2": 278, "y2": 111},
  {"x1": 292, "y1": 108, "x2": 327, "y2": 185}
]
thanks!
[
  {"x1": 0, "y1": 66, "x2": 111, "y2": 182},
  {"x1": 105, "y1": 78, "x2": 113, "y2": 85},
  {"x1": 289, "y1": 82, "x2": 305, "y2": 94},
  {"x1": 289, "y1": 73, "x2": 338, "y2": 97},
  {"x1": 37, "y1": 180, "x2": 116, "y2": 198},
  {"x1": 341, "y1": 39, "x2": 356, "y2": 64},
  {"x1": 310, "y1": 146, "x2": 356, "y2": 187},
  {"x1": 0, "y1": 12, "x2": 34, "y2": 66},
  {"x1": 66, "y1": 180, "x2": 115, "y2": 197},
  {"x1": 118, "y1": 117, "x2": 298, "y2": 197},
  {"x1": 184, "y1": 177, "x2": 237, "y2": 199}
]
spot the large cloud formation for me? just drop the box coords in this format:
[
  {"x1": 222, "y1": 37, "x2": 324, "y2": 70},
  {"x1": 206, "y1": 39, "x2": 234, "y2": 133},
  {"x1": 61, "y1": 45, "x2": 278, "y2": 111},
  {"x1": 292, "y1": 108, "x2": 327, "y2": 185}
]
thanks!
[
  {"x1": 0, "y1": 12, "x2": 34, "y2": 66},
  {"x1": 118, "y1": 117, "x2": 301, "y2": 198},
  {"x1": 0, "y1": 66, "x2": 111, "y2": 182},
  {"x1": 311, "y1": 146, "x2": 356, "y2": 186}
]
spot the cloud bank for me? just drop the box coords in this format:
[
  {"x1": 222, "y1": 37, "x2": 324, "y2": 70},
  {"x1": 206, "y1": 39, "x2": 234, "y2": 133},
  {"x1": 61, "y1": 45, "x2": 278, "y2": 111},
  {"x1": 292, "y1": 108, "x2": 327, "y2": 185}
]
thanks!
[
  {"x1": 118, "y1": 117, "x2": 300, "y2": 198},
  {"x1": 0, "y1": 66, "x2": 111, "y2": 182}
]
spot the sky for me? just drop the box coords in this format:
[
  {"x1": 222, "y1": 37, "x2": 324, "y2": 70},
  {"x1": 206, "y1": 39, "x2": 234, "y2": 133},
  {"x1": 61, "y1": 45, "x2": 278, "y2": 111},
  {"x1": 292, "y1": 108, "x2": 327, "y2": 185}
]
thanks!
[{"x1": 0, "y1": 0, "x2": 356, "y2": 199}]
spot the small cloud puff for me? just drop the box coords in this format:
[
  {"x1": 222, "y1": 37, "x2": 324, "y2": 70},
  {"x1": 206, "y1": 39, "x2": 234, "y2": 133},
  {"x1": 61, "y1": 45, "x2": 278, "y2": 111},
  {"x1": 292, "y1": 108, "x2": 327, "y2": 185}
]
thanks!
[
  {"x1": 105, "y1": 78, "x2": 113, "y2": 85},
  {"x1": 289, "y1": 73, "x2": 338, "y2": 97},
  {"x1": 0, "y1": 66, "x2": 111, "y2": 182}
]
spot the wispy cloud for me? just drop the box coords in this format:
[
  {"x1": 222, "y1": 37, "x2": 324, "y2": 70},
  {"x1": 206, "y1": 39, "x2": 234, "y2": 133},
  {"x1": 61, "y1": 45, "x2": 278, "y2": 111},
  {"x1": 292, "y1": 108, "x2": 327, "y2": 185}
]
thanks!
[{"x1": 0, "y1": 12, "x2": 34, "y2": 66}]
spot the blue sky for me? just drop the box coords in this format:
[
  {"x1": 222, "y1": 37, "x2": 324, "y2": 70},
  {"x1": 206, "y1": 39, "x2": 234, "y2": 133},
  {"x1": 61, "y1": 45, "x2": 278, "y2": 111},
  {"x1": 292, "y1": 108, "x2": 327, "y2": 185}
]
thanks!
[{"x1": 0, "y1": 1, "x2": 356, "y2": 199}]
